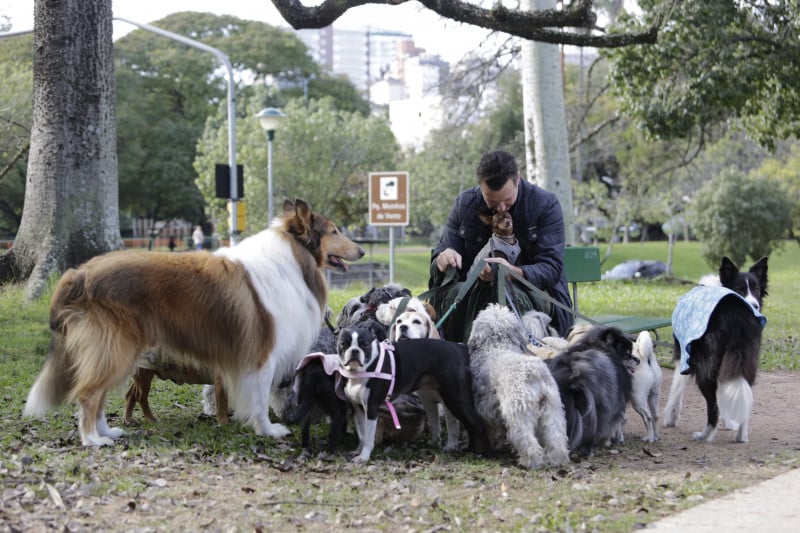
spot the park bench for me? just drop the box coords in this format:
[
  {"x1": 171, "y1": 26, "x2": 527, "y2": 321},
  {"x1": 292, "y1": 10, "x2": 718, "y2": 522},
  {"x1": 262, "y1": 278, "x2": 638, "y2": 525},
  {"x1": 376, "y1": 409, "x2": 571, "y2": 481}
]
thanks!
[{"x1": 563, "y1": 246, "x2": 672, "y2": 338}]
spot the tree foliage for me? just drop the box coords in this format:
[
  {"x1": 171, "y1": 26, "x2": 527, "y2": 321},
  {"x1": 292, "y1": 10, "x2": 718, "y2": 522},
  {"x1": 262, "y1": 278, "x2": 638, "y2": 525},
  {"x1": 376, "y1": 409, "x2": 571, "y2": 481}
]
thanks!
[
  {"x1": 194, "y1": 92, "x2": 398, "y2": 234},
  {"x1": 0, "y1": 39, "x2": 32, "y2": 234},
  {"x1": 114, "y1": 12, "x2": 320, "y2": 225},
  {"x1": 688, "y1": 168, "x2": 792, "y2": 268},
  {"x1": 605, "y1": 1, "x2": 800, "y2": 149}
]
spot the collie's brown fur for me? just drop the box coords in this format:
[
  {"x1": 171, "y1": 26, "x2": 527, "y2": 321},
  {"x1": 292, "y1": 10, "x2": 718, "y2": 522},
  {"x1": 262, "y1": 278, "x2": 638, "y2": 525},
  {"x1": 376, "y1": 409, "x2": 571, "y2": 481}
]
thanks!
[{"x1": 25, "y1": 199, "x2": 364, "y2": 446}]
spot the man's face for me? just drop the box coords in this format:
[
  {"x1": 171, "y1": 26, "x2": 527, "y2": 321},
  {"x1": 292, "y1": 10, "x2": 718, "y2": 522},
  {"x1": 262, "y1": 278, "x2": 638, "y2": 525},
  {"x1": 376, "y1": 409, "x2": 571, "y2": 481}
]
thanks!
[{"x1": 480, "y1": 175, "x2": 518, "y2": 213}]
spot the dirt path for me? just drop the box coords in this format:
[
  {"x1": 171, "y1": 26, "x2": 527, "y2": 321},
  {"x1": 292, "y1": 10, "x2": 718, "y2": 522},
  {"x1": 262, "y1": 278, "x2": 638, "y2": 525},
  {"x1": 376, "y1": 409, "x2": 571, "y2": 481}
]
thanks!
[
  {"x1": 3, "y1": 369, "x2": 799, "y2": 531},
  {"x1": 623, "y1": 369, "x2": 800, "y2": 476}
]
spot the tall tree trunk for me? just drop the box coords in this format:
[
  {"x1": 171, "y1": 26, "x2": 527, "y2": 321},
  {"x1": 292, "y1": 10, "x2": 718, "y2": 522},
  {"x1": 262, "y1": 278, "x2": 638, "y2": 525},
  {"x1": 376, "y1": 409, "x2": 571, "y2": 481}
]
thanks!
[
  {"x1": 521, "y1": 0, "x2": 575, "y2": 246},
  {"x1": 0, "y1": 0, "x2": 122, "y2": 300}
]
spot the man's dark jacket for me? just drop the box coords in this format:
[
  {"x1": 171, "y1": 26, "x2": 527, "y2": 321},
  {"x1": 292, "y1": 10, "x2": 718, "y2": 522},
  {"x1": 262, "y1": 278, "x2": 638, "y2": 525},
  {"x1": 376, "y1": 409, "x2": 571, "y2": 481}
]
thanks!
[{"x1": 431, "y1": 179, "x2": 574, "y2": 336}]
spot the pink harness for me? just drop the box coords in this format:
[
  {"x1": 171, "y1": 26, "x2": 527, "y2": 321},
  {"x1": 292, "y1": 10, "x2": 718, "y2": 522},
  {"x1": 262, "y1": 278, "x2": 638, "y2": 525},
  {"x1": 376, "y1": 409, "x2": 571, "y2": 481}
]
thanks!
[{"x1": 338, "y1": 341, "x2": 401, "y2": 429}]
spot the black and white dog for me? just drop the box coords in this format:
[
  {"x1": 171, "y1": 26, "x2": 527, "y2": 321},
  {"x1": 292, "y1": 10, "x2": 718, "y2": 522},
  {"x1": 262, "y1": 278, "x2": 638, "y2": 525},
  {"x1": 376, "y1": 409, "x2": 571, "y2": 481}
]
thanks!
[
  {"x1": 337, "y1": 326, "x2": 491, "y2": 463},
  {"x1": 544, "y1": 326, "x2": 635, "y2": 457},
  {"x1": 663, "y1": 256, "x2": 768, "y2": 443}
]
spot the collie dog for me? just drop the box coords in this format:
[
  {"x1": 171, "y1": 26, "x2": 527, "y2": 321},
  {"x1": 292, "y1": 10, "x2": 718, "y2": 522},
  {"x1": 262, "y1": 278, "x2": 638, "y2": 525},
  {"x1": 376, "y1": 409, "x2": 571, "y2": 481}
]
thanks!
[
  {"x1": 664, "y1": 256, "x2": 768, "y2": 443},
  {"x1": 24, "y1": 199, "x2": 364, "y2": 446}
]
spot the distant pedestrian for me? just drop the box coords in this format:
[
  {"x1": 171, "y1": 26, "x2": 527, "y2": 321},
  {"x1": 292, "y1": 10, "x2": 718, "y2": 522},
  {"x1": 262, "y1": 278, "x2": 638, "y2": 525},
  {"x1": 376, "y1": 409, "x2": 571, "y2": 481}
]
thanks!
[
  {"x1": 192, "y1": 226, "x2": 205, "y2": 250},
  {"x1": 168, "y1": 236, "x2": 177, "y2": 252}
]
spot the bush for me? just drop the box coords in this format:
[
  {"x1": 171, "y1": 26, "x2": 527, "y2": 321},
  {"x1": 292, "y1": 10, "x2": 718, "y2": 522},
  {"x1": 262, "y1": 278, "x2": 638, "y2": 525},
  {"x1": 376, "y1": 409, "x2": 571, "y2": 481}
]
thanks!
[{"x1": 689, "y1": 167, "x2": 792, "y2": 268}]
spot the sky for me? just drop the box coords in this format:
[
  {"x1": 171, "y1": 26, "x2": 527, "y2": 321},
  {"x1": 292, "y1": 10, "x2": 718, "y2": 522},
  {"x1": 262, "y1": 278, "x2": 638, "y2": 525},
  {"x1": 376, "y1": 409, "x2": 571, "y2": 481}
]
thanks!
[{"x1": 1, "y1": 0, "x2": 495, "y2": 64}]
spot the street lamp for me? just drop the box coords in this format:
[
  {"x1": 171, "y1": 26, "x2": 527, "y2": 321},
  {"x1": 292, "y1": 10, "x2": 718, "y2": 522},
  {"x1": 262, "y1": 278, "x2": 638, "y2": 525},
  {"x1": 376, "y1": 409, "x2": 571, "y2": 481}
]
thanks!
[{"x1": 256, "y1": 107, "x2": 286, "y2": 223}]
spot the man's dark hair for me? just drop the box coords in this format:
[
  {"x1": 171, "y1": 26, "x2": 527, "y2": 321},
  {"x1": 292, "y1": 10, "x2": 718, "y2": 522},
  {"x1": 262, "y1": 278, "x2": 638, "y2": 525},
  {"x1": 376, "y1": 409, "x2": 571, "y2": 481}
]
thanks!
[{"x1": 476, "y1": 150, "x2": 519, "y2": 191}]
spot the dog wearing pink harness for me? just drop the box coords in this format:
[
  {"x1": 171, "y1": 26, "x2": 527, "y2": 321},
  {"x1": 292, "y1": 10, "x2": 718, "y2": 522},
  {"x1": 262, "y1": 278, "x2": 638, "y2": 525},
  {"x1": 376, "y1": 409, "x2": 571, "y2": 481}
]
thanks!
[{"x1": 337, "y1": 326, "x2": 491, "y2": 463}]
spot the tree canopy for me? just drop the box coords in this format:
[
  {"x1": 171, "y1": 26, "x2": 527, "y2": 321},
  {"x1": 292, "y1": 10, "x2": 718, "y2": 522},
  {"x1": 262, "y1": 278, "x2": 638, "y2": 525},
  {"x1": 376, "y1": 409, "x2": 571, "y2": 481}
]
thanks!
[
  {"x1": 114, "y1": 12, "x2": 322, "y2": 225},
  {"x1": 604, "y1": 0, "x2": 800, "y2": 149},
  {"x1": 194, "y1": 92, "x2": 398, "y2": 234}
]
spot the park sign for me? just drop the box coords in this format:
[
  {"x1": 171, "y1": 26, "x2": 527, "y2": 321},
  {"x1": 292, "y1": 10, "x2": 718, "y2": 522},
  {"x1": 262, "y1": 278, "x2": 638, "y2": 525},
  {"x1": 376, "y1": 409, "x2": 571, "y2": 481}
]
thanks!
[{"x1": 368, "y1": 171, "x2": 409, "y2": 226}]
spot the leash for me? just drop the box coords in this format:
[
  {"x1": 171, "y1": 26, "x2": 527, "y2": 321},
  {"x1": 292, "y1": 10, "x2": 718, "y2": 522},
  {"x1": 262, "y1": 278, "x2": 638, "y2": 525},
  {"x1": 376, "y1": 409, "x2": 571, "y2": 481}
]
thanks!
[
  {"x1": 417, "y1": 258, "x2": 487, "y2": 330},
  {"x1": 386, "y1": 295, "x2": 412, "y2": 330},
  {"x1": 338, "y1": 341, "x2": 401, "y2": 429},
  {"x1": 496, "y1": 265, "x2": 545, "y2": 348}
]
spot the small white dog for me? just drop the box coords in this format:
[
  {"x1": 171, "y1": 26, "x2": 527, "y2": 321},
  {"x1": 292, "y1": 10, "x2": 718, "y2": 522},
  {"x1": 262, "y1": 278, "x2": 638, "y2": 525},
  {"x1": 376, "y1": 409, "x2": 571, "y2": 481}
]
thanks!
[
  {"x1": 469, "y1": 304, "x2": 570, "y2": 468},
  {"x1": 630, "y1": 331, "x2": 662, "y2": 442},
  {"x1": 389, "y1": 308, "x2": 462, "y2": 451}
]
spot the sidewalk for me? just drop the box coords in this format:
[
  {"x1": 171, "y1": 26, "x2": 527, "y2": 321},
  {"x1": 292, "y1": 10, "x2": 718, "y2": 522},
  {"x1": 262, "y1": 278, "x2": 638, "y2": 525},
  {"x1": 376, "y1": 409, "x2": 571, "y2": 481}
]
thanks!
[{"x1": 647, "y1": 467, "x2": 800, "y2": 531}]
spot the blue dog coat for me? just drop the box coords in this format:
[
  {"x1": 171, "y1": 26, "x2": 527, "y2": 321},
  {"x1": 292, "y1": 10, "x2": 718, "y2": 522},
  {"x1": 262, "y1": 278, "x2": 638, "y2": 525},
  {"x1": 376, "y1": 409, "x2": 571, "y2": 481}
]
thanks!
[{"x1": 672, "y1": 285, "x2": 767, "y2": 374}]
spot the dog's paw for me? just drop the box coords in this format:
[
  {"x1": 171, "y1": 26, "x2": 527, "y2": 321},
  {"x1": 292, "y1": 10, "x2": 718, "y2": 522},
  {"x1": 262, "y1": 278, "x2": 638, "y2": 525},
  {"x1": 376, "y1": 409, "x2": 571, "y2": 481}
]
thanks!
[
  {"x1": 663, "y1": 411, "x2": 678, "y2": 427},
  {"x1": 351, "y1": 453, "x2": 371, "y2": 463},
  {"x1": 102, "y1": 427, "x2": 125, "y2": 439},
  {"x1": 82, "y1": 434, "x2": 116, "y2": 447},
  {"x1": 259, "y1": 422, "x2": 291, "y2": 439},
  {"x1": 692, "y1": 425, "x2": 716, "y2": 442},
  {"x1": 442, "y1": 441, "x2": 460, "y2": 452}
]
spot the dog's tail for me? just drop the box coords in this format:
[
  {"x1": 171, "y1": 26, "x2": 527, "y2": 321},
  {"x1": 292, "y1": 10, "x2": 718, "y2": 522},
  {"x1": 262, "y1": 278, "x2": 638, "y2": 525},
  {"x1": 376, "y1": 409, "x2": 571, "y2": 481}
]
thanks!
[
  {"x1": 563, "y1": 385, "x2": 599, "y2": 453},
  {"x1": 717, "y1": 377, "x2": 752, "y2": 427},
  {"x1": 23, "y1": 270, "x2": 83, "y2": 417}
]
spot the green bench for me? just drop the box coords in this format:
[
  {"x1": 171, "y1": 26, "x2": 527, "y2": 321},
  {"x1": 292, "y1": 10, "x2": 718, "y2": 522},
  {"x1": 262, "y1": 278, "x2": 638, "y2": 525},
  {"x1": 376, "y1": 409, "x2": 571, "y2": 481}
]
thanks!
[{"x1": 563, "y1": 246, "x2": 672, "y2": 338}]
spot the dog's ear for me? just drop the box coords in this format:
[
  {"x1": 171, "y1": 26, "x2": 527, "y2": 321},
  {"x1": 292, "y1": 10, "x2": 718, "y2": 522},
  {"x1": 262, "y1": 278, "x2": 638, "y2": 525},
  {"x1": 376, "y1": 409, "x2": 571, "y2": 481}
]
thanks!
[
  {"x1": 426, "y1": 315, "x2": 441, "y2": 339},
  {"x1": 749, "y1": 256, "x2": 769, "y2": 296},
  {"x1": 368, "y1": 321, "x2": 387, "y2": 342},
  {"x1": 422, "y1": 301, "x2": 437, "y2": 321},
  {"x1": 719, "y1": 256, "x2": 740, "y2": 287}
]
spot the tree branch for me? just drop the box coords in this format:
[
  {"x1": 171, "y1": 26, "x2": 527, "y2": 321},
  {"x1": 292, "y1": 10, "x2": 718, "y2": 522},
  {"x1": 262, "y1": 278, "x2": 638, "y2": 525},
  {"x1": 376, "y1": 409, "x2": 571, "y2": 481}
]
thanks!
[{"x1": 270, "y1": 0, "x2": 670, "y2": 47}]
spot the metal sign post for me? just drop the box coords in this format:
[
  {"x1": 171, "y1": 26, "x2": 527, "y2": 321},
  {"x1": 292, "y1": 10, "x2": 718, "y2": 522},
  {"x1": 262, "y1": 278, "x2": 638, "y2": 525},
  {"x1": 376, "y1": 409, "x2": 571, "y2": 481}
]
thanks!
[{"x1": 368, "y1": 172, "x2": 410, "y2": 284}]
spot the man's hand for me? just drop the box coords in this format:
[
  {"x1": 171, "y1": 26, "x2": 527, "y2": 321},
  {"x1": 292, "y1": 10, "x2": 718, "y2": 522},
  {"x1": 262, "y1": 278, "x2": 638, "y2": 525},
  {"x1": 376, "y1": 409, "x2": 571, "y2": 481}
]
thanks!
[
  {"x1": 480, "y1": 257, "x2": 524, "y2": 282},
  {"x1": 436, "y1": 248, "x2": 462, "y2": 272}
]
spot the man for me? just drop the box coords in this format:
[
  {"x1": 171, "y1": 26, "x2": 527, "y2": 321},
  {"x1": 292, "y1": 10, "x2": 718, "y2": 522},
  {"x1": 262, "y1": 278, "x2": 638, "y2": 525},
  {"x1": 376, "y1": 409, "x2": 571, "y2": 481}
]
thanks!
[{"x1": 429, "y1": 150, "x2": 573, "y2": 342}]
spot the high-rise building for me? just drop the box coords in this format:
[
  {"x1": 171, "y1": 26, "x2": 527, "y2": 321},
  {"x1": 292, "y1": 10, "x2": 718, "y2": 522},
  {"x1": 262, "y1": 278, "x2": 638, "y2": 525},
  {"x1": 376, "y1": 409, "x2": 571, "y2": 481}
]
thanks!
[
  {"x1": 295, "y1": 25, "x2": 451, "y2": 149},
  {"x1": 296, "y1": 27, "x2": 416, "y2": 94}
]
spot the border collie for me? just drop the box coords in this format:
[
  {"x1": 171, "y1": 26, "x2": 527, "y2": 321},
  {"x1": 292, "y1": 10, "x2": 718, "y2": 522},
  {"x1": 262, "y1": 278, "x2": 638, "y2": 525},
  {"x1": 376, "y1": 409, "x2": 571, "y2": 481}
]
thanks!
[{"x1": 663, "y1": 256, "x2": 768, "y2": 443}]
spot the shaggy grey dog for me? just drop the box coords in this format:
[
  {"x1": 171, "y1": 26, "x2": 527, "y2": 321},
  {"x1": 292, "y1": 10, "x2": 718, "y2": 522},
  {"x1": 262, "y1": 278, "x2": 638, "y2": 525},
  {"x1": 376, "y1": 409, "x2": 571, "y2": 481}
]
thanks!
[{"x1": 468, "y1": 304, "x2": 570, "y2": 468}]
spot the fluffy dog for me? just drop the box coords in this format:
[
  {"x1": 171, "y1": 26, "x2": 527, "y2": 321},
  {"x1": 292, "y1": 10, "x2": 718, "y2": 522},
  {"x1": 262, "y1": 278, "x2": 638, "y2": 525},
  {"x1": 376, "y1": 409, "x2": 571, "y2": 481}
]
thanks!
[
  {"x1": 338, "y1": 326, "x2": 490, "y2": 463},
  {"x1": 630, "y1": 331, "x2": 662, "y2": 442},
  {"x1": 520, "y1": 310, "x2": 567, "y2": 359},
  {"x1": 468, "y1": 304, "x2": 570, "y2": 468},
  {"x1": 23, "y1": 199, "x2": 364, "y2": 446},
  {"x1": 664, "y1": 256, "x2": 768, "y2": 443},
  {"x1": 544, "y1": 325, "x2": 635, "y2": 457}
]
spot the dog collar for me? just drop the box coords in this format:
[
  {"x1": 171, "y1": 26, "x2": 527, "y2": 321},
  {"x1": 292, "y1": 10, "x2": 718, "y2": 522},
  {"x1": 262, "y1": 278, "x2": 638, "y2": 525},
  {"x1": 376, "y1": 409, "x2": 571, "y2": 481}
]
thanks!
[{"x1": 339, "y1": 341, "x2": 401, "y2": 429}]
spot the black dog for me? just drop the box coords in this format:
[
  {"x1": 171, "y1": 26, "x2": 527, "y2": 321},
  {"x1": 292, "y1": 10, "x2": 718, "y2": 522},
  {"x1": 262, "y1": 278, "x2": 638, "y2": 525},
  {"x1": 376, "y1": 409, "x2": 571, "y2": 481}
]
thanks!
[
  {"x1": 337, "y1": 326, "x2": 491, "y2": 463},
  {"x1": 664, "y1": 256, "x2": 768, "y2": 443},
  {"x1": 545, "y1": 326, "x2": 635, "y2": 457},
  {"x1": 283, "y1": 353, "x2": 349, "y2": 454}
]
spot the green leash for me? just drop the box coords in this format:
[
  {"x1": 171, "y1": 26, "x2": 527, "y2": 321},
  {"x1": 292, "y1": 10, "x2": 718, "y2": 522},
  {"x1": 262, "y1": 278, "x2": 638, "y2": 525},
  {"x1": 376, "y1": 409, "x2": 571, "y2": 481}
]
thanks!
[{"x1": 418, "y1": 259, "x2": 487, "y2": 330}]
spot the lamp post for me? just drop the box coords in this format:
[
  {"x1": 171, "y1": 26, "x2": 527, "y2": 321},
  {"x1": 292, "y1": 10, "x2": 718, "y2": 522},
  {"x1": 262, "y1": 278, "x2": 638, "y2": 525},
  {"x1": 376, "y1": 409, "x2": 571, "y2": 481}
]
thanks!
[{"x1": 256, "y1": 108, "x2": 286, "y2": 223}]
